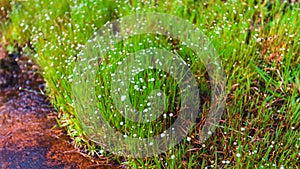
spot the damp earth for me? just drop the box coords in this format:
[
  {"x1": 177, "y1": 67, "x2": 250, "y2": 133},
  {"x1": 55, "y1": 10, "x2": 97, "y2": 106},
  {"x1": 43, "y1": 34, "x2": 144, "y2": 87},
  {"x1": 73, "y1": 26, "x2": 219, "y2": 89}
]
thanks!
[{"x1": 0, "y1": 46, "x2": 119, "y2": 168}]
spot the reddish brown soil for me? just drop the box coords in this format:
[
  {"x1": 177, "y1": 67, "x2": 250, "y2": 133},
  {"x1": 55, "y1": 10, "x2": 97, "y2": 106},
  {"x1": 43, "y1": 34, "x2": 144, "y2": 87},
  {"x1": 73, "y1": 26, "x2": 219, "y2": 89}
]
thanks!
[{"x1": 0, "y1": 46, "x2": 120, "y2": 169}]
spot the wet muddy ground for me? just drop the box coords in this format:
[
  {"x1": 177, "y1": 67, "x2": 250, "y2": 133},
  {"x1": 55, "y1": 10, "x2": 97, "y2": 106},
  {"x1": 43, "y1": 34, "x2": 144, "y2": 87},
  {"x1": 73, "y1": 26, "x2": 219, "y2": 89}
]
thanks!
[{"x1": 0, "y1": 46, "x2": 119, "y2": 168}]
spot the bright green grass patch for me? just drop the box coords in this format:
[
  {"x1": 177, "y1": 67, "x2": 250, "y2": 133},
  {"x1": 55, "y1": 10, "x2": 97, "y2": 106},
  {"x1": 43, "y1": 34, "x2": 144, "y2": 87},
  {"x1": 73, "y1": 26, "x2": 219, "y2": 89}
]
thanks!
[{"x1": 1, "y1": 0, "x2": 300, "y2": 168}]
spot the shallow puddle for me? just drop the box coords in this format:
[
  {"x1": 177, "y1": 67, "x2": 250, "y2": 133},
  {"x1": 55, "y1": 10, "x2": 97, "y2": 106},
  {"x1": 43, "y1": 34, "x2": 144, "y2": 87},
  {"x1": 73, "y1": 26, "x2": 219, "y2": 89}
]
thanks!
[{"x1": 0, "y1": 47, "x2": 119, "y2": 168}]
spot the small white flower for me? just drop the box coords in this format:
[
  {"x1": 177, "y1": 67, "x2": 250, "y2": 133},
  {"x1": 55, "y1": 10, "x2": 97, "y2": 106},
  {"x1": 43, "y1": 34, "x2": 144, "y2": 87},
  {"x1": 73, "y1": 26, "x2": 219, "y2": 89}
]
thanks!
[
  {"x1": 236, "y1": 153, "x2": 241, "y2": 158},
  {"x1": 256, "y1": 38, "x2": 262, "y2": 42},
  {"x1": 241, "y1": 127, "x2": 245, "y2": 131},
  {"x1": 163, "y1": 114, "x2": 167, "y2": 118},
  {"x1": 157, "y1": 92, "x2": 162, "y2": 96},
  {"x1": 134, "y1": 85, "x2": 139, "y2": 91},
  {"x1": 187, "y1": 137, "x2": 191, "y2": 142},
  {"x1": 121, "y1": 95, "x2": 126, "y2": 101},
  {"x1": 171, "y1": 155, "x2": 175, "y2": 159},
  {"x1": 148, "y1": 78, "x2": 155, "y2": 82}
]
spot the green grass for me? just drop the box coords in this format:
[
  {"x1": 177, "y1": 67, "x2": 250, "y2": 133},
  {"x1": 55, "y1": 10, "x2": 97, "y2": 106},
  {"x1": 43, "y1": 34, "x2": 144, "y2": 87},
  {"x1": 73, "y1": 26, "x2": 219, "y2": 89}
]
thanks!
[{"x1": 1, "y1": 0, "x2": 299, "y2": 168}]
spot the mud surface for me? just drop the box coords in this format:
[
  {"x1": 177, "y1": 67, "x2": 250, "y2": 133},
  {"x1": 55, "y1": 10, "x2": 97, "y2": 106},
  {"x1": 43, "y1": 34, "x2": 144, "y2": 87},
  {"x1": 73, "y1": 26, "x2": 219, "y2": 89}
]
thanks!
[{"x1": 0, "y1": 46, "x2": 118, "y2": 169}]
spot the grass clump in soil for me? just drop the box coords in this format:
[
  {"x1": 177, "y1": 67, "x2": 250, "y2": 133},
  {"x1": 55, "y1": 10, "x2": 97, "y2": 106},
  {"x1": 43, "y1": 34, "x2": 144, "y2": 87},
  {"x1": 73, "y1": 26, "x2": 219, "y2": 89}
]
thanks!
[{"x1": 1, "y1": 0, "x2": 299, "y2": 168}]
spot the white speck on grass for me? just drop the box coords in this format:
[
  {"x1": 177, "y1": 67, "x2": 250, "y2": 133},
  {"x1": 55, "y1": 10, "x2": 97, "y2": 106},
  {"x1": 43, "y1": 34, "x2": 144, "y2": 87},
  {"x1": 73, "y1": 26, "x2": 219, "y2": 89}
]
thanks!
[
  {"x1": 163, "y1": 114, "x2": 167, "y2": 118},
  {"x1": 134, "y1": 85, "x2": 139, "y2": 91},
  {"x1": 121, "y1": 95, "x2": 126, "y2": 101},
  {"x1": 257, "y1": 38, "x2": 262, "y2": 42},
  {"x1": 148, "y1": 78, "x2": 155, "y2": 82},
  {"x1": 236, "y1": 153, "x2": 241, "y2": 158}
]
